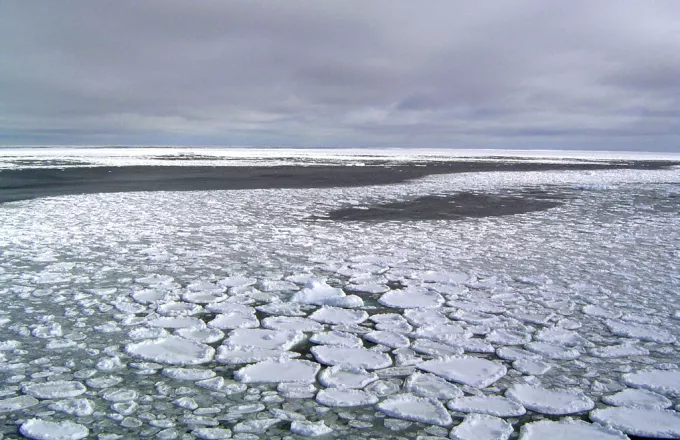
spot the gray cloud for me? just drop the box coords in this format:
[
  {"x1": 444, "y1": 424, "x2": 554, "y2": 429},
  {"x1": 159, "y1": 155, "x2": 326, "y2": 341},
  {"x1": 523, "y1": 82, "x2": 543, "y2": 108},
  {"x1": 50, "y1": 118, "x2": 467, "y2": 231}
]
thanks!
[{"x1": 1, "y1": 0, "x2": 679, "y2": 150}]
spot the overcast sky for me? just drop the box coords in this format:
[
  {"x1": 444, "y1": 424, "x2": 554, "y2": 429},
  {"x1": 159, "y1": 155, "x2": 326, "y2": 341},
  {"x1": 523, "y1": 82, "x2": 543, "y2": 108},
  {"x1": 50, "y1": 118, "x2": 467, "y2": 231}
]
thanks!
[{"x1": 1, "y1": 1, "x2": 679, "y2": 150}]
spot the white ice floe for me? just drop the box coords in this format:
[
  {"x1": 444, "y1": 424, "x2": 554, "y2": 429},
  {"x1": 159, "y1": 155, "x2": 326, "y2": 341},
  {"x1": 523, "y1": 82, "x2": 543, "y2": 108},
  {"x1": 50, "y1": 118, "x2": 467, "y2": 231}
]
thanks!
[
  {"x1": 583, "y1": 304, "x2": 622, "y2": 319},
  {"x1": 208, "y1": 311, "x2": 259, "y2": 330},
  {"x1": 309, "y1": 330, "x2": 364, "y2": 347},
  {"x1": 192, "y1": 427, "x2": 234, "y2": 439},
  {"x1": 589, "y1": 343, "x2": 649, "y2": 358},
  {"x1": 157, "y1": 301, "x2": 202, "y2": 316},
  {"x1": 590, "y1": 407, "x2": 680, "y2": 438},
  {"x1": 411, "y1": 339, "x2": 464, "y2": 357},
  {"x1": 174, "y1": 327, "x2": 224, "y2": 344},
  {"x1": 417, "y1": 270, "x2": 469, "y2": 285},
  {"x1": 316, "y1": 388, "x2": 378, "y2": 407},
  {"x1": 311, "y1": 346, "x2": 393, "y2": 370},
  {"x1": 215, "y1": 347, "x2": 299, "y2": 364},
  {"x1": 605, "y1": 319, "x2": 676, "y2": 343},
  {"x1": 256, "y1": 302, "x2": 306, "y2": 316},
  {"x1": 48, "y1": 399, "x2": 94, "y2": 417},
  {"x1": 235, "y1": 359, "x2": 320, "y2": 383},
  {"x1": 505, "y1": 384, "x2": 594, "y2": 415},
  {"x1": 379, "y1": 288, "x2": 445, "y2": 309},
  {"x1": 603, "y1": 388, "x2": 672, "y2": 409},
  {"x1": 318, "y1": 366, "x2": 379, "y2": 389},
  {"x1": 417, "y1": 356, "x2": 506, "y2": 388},
  {"x1": 364, "y1": 330, "x2": 410, "y2": 348},
  {"x1": 508, "y1": 311, "x2": 554, "y2": 325},
  {"x1": 512, "y1": 358, "x2": 552, "y2": 375},
  {"x1": 403, "y1": 372, "x2": 463, "y2": 400},
  {"x1": 377, "y1": 393, "x2": 453, "y2": 426},
  {"x1": 162, "y1": 367, "x2": 216, "y2": 381},
  {"x1": 412, "y1": 323, "x2": 471, "y2": 344},
  {"x1": 262, "y1": 316, "x2": 324, "y2": 332},
  {"x1": 346, "y1": 283, "x2": 390, "y2": 294},
  {"x1": 371, "y1": 313, "x2": 413, "y2": 333},
  {"x1": 218, "y1": 276, "x2": 257, "y2": 288},
  {"x1": 449, "y1": 414, "x2": 514, "y2": 440},
  {"x1": 496, "y1": 347, "x2": 541, "y2": 361},
  {"x1": 524, "y1": 341, "x2": 580, "y2": 360},
  {"x1": 19, "y1": 419, "x2": 89, "y2": 440},
  {"x1": 147, "y1": 316, "x2": 206, "y2": 329},
  {"x1": 224, "y1": 328, "x2": 305, "y2": 350},
  {"x1": 519, "y1": 419, "x2": 628, "y2": 440},
  {"x1": 447, "y1": 395, "x2": 526, "y2": 417},
  {"x1": 404, "y1": 308, "x2": 450, "y2": 327},
  {"x1": 278, "y1": 383, "x2": 318, "y2": 399},
  {"x1": 182, "y1": 290, "x2": 228, "y2": 304},
  {"x1": 291, "y1": 280, "x2": 364, "y2": 308},
  {"x1": 0, "y1": 395, "x2": 39, "y2": 412},
  {"x1": 22, "y1": 381, "x2": 87, "y2": 399},
  {"x1": 451, "y1": 310, "x2": 500, "y2": 326},
  {"x1": 486, "y1": 329, "x2": 531, "y2": 346},
  {"x1": 534, "y1": 328, "x2": 586, "y2": 346},
  {"x1": 309, "y1": 306, "x2": 368, "y2": 325},
  {"x1": 232, "y1": 418, "x2": 280, "y2": 434},
  {"x1": 290, "y1": 420, "x2": 333, "y2": 437},
  {"x1": 125, "y1": 336, "x2": 215, "y2": 365},
  {"x1": 622, "y1": 369, "x2": 680, "y2": 395}
]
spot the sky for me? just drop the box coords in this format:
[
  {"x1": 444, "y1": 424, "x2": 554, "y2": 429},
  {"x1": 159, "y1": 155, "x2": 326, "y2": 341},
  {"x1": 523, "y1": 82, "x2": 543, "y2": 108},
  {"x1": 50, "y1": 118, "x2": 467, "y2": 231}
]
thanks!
[{"x1": 1, "y1": 1, "x2": 679, "y2": 151}]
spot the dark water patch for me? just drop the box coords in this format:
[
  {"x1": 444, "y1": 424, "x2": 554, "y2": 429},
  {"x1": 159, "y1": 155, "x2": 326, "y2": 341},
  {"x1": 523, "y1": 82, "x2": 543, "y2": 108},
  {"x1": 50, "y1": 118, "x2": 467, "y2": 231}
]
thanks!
[{"x1": 321, "y1": 190, "x2": 566, "y2": 221}]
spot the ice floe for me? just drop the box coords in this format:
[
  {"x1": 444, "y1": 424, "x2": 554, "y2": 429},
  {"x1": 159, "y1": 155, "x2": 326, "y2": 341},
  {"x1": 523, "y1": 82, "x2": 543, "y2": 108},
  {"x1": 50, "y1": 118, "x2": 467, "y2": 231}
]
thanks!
[
  {"x1": 22, "y1": 381, "x2": 87, "y2": 399},
  {"x1": 318, "y1": 366, "x2": 379, "y2": 389},
  {"x1": 309, "y1": 306, "x2": 368, "y2": 325},
  {"x1": 290, "y1": 420, "x2": 333, "y2": 437},
  {"x1": 0, "y1": 394, "x2": 39, "y2": 412},
  {"x1": 590, "y1": 407, "x2": 680, "y2": 438},
  {"x1": 364, "y1": 330, "x2": 411, "y2": 348},
  {"x1": 449, "y1": 414, "x2": 514, "y2": 440},
  {"x1": 224, "y1": 328, "x2": 305, "y2": 350},
  {"x1": 622, "y1": 369, "x2": 680, "y2": 395},
  {"x1": 19, "y1": 419, "x2": 89, "y2": 440},
  {"x1": 309, "y1": 330, "x2": 364, "y2": 347},
  {"x1": 417, "y1": 356, "x2": 507, "y2": 388},
  {"x1": 403, "y1": 372, "x2": 463, "y2": 400},
  {"x1": 235, "y1": 359, "x2": 320, "y2": 383},
  {"x1": 519, "y1": 419, "x2": 628, "y2": 440},
  {"x1": 379, "y1": 288, "x2": 445, "y2": 309},
  {"x1": 603, "y1": 388, "x2": 672, "y2": 409},
  {"x1": 316, "y1": 388, "x2": 378, "y2": 407},
  {"x1": 448, "y1": 395, "x2": 526, "y2": 417},
  {"x1": 125, "y1": 336, "x2": 215, "y2": 365},
  {"x1": 291, "y1": 280, "x2": 364, "y2": 308},
  {"x1": 311, "y1": 346, "x2": 393, "y2": 370},
  {"x1": 262, "y1": 316, "x2": 324, "y2": 332},
  {"x1": 377, "y1": 393, "x2": 453, "y2": 426},
  {"x1": 505, "y1": 384, "x2": 594, "y2": 415}
]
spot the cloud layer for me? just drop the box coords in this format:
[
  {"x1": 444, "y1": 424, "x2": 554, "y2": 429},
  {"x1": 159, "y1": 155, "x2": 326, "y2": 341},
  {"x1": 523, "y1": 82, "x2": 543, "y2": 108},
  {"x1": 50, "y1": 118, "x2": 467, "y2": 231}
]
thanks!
[{"x1": 1, "y1": 1, "x2": 679, "y2": 150}]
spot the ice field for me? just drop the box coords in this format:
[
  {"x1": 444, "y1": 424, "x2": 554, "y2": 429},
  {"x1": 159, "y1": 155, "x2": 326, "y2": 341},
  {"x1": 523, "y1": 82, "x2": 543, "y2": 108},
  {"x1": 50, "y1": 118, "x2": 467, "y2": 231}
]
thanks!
[{"x1": 1, "y1": 149, "x2": 680, "y2": 439}]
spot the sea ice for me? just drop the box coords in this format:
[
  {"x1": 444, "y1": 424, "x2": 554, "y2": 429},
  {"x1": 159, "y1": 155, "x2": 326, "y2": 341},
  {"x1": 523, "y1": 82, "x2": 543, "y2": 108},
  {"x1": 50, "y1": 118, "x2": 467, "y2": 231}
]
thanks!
[
  {"x1": 412, "y1": 323, "x2": 471, "y2": 344},
  {"x1": 224, "y1": 328, "x2": 305, "y2": 350},
  {"x1": 603, "y1": 388, "x2": 672, "y2": 409},
  {"x1": 512, "y1": 358, "x2": 552, "y2": 375},
  {"x1": 379, "y1": 288, "x2": 445, "y2": 309},
  {"x1": 524, "y1": 341, "x2": 580, "y2": 360},
  {"x1": 208, "y1": 311, "x2": 259, "y2": 329},
  {"x1": 318, "y1": 366, "x2": 379, "y2": 389},
  {"x1": 235, "y1": 359, "x2": 320, "y2": 383},
  {"x1": 449, "y1": 414, "x2": 514, "y2": 440},
  {"x1": 256, "y1": 302, "x2": 305, "y2": 316},
  {"x1": 192, "y1": 427, "x2": 233, "y2": 439},
  {"x1": 125, "y1": 336, "x2": 215, "y2": 365},
  {"x1": 0, "y1": 395, "x2": 39, "y2": 412},
  {"x1": 291, "y1": 280, "x2": 364, "y2": 308},
  {"x1": 447, "y1": 395, "x2": 526, "y2": 417},
  {"x1": 411, "y1": 339, "x2": 464, "y2": 357},
  {"x1": 534, "y1": 328, "x2": 586, "y2": 346},
  {"x1": 22, "y1": 381, "x2": 87, "y2": 399},
  {"x1": 403, "y1": 372, "x2": 463, "y2": 400},
  {"x1": 605, "y1": 319, "x2": 676, "y2": 343},
  {"x1": 218, "y1": 276, "x2": 257, "y2": 288},
  {"x1": 590, "y1": 407, "x2": 680, "y2": 438},
  {"x1": 19, "y1": 419, "x2": 89, "y2": 440},
  {"x1": 417, "y1": 356, "x2": 507, "y2": 388},
  {"x1": 215, "y1": 347, "x2": 299, "y2": 364},
  {"x1": 417, "y1": 270, "x2": 468, "y2": 285},
  {"x1": 262, "y1": 316, "x2": 324, "y2": 332},
  {"x1": 622, "y1": 369, "x2": 680, "y2": 395},
  {"x1": 364, "y1": 330, "x2": 411, "y2": 348},
  {"x1": 278, "y1": 383, "x2": 317, "y2": 399},
  {"x1": 174, "y1": 327, "x2": 224, "y2": 344},
  {"x1": 290, "y1": 420, "x2": 333, "y2": 437},
  {"x1": 519, "y1": 419, "x2": 628, "y2": 440},
  {"x1": 589, "y1": 343, "x2": 649, "y2": 358},
  {"x1": 162, "y1": 367, "x2": 216, "y2": 381},
  {"x1": 505, "y1": 384, "x2": 594, "y2": 415},
  {"x1": 315, "y1": 388, "x2": 378, "y2": 407},
  {"x1": 309, "y1": 306, "x2": 369, "y2": 325},
  {"x1": 311, "y1": 346, "x2": 393, "y2": 370},
  {"x1": 404, "y1": 308, "x2": 450, "y2": 327},
  {"x1": 377, "y1": 393, "x2": 453, "y2": 426},
  {"x1": 309, "y1": 330, "x2": 364, "y2": 347},
  {"x1": 147, "y1": 317, "x2": 206, "y2": 329}
]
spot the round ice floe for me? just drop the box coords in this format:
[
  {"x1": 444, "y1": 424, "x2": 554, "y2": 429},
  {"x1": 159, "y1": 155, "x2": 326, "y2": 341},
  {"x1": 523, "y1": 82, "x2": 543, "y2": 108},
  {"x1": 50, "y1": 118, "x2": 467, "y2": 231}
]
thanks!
[
  {"x1": 225, "y1": 329, "x2": 305, "y2": 350},
  {"x1": 403, "y1": 372, "x2": 463, "y2": 400},
  {"x1": 519, "y1": 419, "x2": 628, "y2": 440},
  {"x1": 377, "y1": 393, "x2": 452, "y2": 426},
  {"x1": 309, "y1": 330, "x2": 363, "y2": 347},
  {"x1": 345, "y1": 283, "x2": 390, "y2": 294},
  {"x1": 192, "y1": 427, "x2": 234, "y2": 439},
  {"x1": 125, "y1": 336, "x2": 215, "y2": 365},
  {"x1": 404, "y1": 308, "x2": 450, "y2": 326},
  {"x1": 605, "y1": 319, "x2": 676, "y2": 343},
  {"x1": 157, "y1": 301, "x2": 202, "y2": 316},
  {"x1": 534, "y1": 328, "x2": 586, "y2": 346},
  {"x1": 316, "y1": 389, "x2": 378, "y2": 407},
  {"x1": 131, "y1": 288, "x2": 169, "y2": 303},
  {"x1": 508, "y1": 311, "x2": 554, "y2": 325},
  {"x1": 513, "y1": 358, "x2": 552, "y2": 375},
  {"x1": 291, "y1": 280, "x2": 364, "y2": 307},
  {"x1": 102, "y1": 388, "x2": 137, "y2": 402},
  {"x1": 449, "y1": 300, "x2": 505, "y2": 314},
  {"x1": 205, "y1": 302, "x2": 254, "y2": 314},
  {"x1": 290, "y1": 420, "x2": 333, "y2": 437},
  {"x1": 412, "y1": 323, "x2": 471, "y2": 343},
  {"x1": 450, "y1": 414, "x2": 514, "y2": 440},
  {"x1": 162, "y1": 368, "x2": 216, "y2": 381},
  {"x1": 175, "y1": 327, "x2": 224, "y2": 344},
  {"x1": 319, "y1": 366, "x2": 379, "y2": 389},
  {"x1": 448, "y1": 395, "x2": 526, "y2": 417},
  {"x1": 0, "y1": 395, "x2": 39, "y2": 412},
  {"x1": 48, "y1": 399, "x2": 94, "y2": 417},
  {"x1": 589, "y1": 343, "x2": 649, "y2": 358},
  {"x1": 379, "y1": 288, "x2": 444, "y2": 309},
  {"x1": 147, "y1": 316, "x2": 206, "y2": 329},
  {"x1": 308, "y1": 306, "x2": 368, "y2": 325},
  {"x1": 182, "y1": 290, "x2": 228, "y2": 304},
  {"x1": 261, "y1": 316, "x2": 324, "y2": 332},
  {"x1": 218, "y1": 276, "x2": 257, "y2": 288},
  {"x1": 590, "y1": 407, "x2": 680, "y2": 438},
  {"x1": 208, "y1": 311, "x2": 259, "y2": 330},
  {"x1": 603, "y1": 388, "x2": 672, "y2": 409},
  {"x1": 524, "y1": 341, "x2": 580, "y2": 360},
  {"x1": 417, "y1": 356, "x2": 506, "y2": 388},
  {"x1": 311, "y1": 346, "x2": 393, "y2": 370},
  {"x1": 85, "y1": 375, "x2": 123, "y2": 389},
  {"x1": 364, "y1": 330, "x2": 410, "y2": 348},
  {"x1": 583, "y1": 304, "x2": 622, "y2": 319},
  {"x1": 411, "y1": 339, "x2": 464, "y2": 357},
  {"x1": 128, "y1": 327, "x2": 169, "y2": 340},
  {"x1": 278, "y1": 383, "x2": 317, "y2": 399},
  {"x1": 505, "y1": 384, "x2": 594, "y2": 415},
  {"x1": 496, "y1": 347, "x2": 541, "y2": 361},
  {"x1": 22, "y1": 381, "x2": 87, "y2": 399},
  {"x1": 623, "y1": 369, "x2": 680, "y2": 395},
  {"x1": 417, "y1": 270, "x2": 469, "y2": 285},
  {"x1": 20, "y1": 419, "x2": 88, "y2": 440},
  {"x1": 452, "y1": 310, "x2": 500, "y2": 325},
  {"x1": 235, "y1": 359, "x2": 320, "y2": 383},
  {"x1": 256, "y1": 302, "x2": 305, "y2": 316}
]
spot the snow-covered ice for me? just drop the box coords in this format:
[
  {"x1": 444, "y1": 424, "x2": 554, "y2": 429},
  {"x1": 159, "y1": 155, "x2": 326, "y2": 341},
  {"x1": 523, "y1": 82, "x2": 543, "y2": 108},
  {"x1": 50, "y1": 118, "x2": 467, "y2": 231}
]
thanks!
[
  {"x1": 311, "y1": 346, "x2": 393, "y2": 370},
  {"x1": 519, "y1": 419, "x2": 628, "y2": 440},
  {"x1": 125, "y1": 336, "x2": 215, "y2": 365},
  {"x1": 448, "y1": 395, "x2": 526, "y2": 417},
  {"x1": 377, "y1": 393, "x2": 453, "y2": 426},
  {"x1": 22, "y1": 381, "x2": 87, "y2": 399},
  {"x1": 622, "y1": 369, "x2": 680, "y2": 395},
  {"x1": 505, "y1": 384, "x2": 594, "y2": 415},
  {"x1": 316, "y1": 388, "x2": 378, "y2": 407},
  {"x1": 417, "y1": 356, "x2": 507, "y2": 388},
  {"x1": 449, "y1": 414, "x2": 514, "y2": 440},
  {"x1": 235, "y1": 359, "x2": 320, "y2": 383},
  {"x1": 19, "y1": 419, "x2": 89, "y2": 440},
  {"x1": 590, "y1": 407, "x2": 680, "y2": 438}
]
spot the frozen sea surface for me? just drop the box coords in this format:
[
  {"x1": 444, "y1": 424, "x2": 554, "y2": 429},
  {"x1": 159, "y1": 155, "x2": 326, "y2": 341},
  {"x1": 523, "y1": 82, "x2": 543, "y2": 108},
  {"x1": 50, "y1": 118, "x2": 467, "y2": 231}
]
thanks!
[{"x1": 0, "y1": 152, "x2": 679, "y2": 438}]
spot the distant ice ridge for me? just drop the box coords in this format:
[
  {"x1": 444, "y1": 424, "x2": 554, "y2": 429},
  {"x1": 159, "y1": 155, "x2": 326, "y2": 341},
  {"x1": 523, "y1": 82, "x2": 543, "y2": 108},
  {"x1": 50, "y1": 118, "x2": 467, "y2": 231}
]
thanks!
[{"x1": 0, "y1": 156, "x2": 679, "y2": 438}]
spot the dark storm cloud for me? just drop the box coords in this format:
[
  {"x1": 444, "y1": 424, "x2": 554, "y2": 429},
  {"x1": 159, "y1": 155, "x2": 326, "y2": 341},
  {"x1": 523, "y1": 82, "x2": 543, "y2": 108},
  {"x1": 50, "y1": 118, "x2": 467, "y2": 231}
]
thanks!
[{"x1": 1, "y1": 0, "x2": 679, "y2": 150}]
